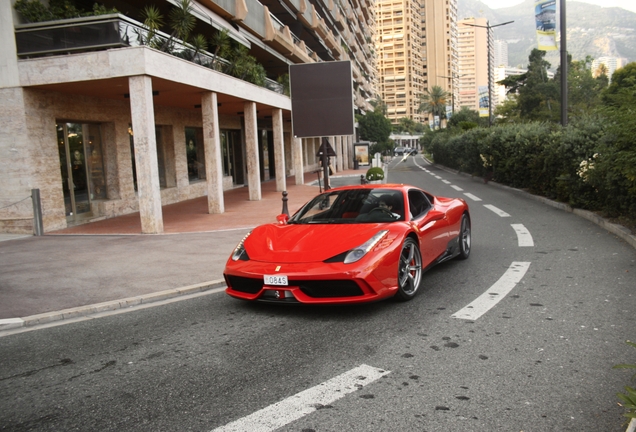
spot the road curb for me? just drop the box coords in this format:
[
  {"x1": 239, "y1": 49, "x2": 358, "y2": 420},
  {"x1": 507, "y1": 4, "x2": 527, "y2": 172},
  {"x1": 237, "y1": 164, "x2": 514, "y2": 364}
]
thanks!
[
  {"x1": 0, "y1": 279, "x2": 226, "y2": 332},
  {"x1": 427, "y1": 159, "x2": 636, "y2": 250}
]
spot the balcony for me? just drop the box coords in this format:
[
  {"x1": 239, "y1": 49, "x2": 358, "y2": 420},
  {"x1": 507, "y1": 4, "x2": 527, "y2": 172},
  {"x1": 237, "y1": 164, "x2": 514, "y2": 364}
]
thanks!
[{"x1": 14, "y1": 14, "x2": 284, "y2": 94}]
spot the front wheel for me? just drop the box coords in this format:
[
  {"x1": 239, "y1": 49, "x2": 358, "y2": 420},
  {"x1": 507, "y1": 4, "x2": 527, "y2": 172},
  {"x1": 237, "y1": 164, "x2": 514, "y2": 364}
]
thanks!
[
  {"x1": 395, "y1": 237, "x2": 423, "y2": 301},
  {"x1": 457, "y1": 213, "x2": 471, "y2": 260}
]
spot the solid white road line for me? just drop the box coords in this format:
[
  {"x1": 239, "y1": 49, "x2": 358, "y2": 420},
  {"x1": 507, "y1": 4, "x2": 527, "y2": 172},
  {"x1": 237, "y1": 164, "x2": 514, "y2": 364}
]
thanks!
[
  {"x1": 463, "y1": 193, "x2": 482, "y2": 201},
  {"x1": 484, "y1": 204, "x2": 511, "y2": 217},
  {"x1": 452, "y1": 262, "x2": 531, "y2": 321},
  {"x1": 511, "y1": 224, "x2": 534, "y2": 247},
  {"x1": 211, "y1": 364, "x2": 390, "y2": 432}
]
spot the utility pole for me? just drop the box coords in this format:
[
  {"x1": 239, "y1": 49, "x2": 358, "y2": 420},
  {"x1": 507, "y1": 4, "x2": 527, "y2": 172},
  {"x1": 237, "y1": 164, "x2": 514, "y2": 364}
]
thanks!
[{"x1": 560, "y1": 0, "x2": 568, "y2": 127}]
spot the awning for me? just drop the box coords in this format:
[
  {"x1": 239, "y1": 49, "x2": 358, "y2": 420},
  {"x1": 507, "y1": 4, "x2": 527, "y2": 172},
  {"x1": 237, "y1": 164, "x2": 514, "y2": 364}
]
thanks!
[{"x1": 167, "y1": 0, "x2": 251, "y2": 48}]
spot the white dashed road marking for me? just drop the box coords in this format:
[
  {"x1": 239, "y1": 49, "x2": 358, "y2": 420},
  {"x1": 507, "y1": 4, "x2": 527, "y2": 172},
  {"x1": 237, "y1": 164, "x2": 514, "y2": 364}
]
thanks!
[
  {"x1": 451, "y1": 185, "x2": 463, "y2": 191},
  {"x1": 452, "y1": 262, "x2": 531, "y2": 321},
  {"x1": 484, "y1": 204, "x2": 511, "y2": 217},
  {"x1": 463, "y1": 193, "x2": 482, "y2": 202},
  {"x1": 211, "y1": 364, "x2": 390, "y2": 432},
  {"x1": 511, "y1": 224, "x2": 534, "y2": 247}
]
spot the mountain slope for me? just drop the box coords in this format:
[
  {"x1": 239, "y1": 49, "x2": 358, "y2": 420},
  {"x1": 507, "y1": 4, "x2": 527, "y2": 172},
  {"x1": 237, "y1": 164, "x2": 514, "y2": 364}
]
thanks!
[{"x1": 457, "y1": 0, "x2": 636, "y2": 69}]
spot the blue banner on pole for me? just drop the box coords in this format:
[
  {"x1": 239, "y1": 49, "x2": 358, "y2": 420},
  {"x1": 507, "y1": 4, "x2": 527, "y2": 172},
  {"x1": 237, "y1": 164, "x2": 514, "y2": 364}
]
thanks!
[{"x1": 535, "y1": 0, "x2": 558, "y2": 51}]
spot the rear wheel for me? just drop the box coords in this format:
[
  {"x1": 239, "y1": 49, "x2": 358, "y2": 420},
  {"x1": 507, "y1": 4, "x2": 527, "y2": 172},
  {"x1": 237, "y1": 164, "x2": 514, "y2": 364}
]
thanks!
[
  {"x1": 457, "y1": 213, "x2": 471, "y2": 260},
  {"x1": 395, "y1": 237, "x2": 422, "y2": 301}
]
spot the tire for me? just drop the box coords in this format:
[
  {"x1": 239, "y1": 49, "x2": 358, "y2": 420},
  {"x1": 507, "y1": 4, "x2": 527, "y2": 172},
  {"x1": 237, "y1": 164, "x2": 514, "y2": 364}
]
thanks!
[
  {"x1": 457, "y1": 213, "x2": 471, "y2": 260},
  {"x1": 395, "y1": 237, "x2": 423, "y2": 301}
]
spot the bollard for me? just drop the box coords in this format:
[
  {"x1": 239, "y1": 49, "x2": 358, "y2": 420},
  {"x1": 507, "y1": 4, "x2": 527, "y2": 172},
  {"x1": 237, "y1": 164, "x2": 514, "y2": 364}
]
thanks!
[
  {"x1": 360, "y1": 175, "x2": 366, "y2": 185},
  {"x1": 282, "y1": 191, "x2": 289, "y2": 216},
  {"x1": 31, "y1": 188, "x2": 44, "y2": 236}
]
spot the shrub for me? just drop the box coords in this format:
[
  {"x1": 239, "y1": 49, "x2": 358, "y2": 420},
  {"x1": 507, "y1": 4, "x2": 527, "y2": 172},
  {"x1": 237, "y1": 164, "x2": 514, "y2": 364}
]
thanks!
[
  {"x1": 366, "y1": 167, "x2": 384, "y2": 181},
  {"x1": 614, "y1": 341, "x2": 636, "y2": 423}
]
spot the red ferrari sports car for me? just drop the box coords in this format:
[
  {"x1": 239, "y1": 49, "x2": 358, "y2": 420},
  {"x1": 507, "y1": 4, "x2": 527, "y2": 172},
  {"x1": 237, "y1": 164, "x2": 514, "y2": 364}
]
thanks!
[{"x1": 223, "y1": 184, "x2": 470, "y2": 304}]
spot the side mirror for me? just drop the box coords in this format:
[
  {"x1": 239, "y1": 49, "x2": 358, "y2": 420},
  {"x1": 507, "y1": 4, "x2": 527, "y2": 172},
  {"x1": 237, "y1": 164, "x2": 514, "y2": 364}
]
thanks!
[{"x1": 276, "y1": 214, "x2": 289, "y2": 225}]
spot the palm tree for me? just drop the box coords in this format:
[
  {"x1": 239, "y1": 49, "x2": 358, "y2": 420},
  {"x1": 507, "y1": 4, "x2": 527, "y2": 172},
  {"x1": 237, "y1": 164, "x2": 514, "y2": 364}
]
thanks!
[
  {"x1": 417, "y1": 85, "x2": 450, "y2": 122},
  {"x1": 160, "y1": 0, "x2": 196, "y2": 53},
  {"x1": 210, "y1": 28, "x2": 231, "y2": 71},
  {"x1": 187, "y1": 34, "x2": 208, "y2": 63},
  {"x1": 139, "y1": 5, "x2": 164, "y2": 47}
]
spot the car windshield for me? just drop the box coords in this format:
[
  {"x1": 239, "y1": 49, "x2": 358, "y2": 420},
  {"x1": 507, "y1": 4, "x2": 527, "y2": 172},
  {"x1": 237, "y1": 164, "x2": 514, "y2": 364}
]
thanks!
[{"x1": 289, "y1": 188, "x2": 405, "y2": 224}]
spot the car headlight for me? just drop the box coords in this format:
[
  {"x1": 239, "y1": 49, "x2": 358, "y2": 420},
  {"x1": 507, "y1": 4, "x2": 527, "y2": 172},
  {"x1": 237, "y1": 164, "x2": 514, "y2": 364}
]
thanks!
[
  {"x1": 231, "y1": 231, "x2": 251, "y2": 261},
  {"x1": 344, "y1": 230, "x2": 389, "y2": 264}
]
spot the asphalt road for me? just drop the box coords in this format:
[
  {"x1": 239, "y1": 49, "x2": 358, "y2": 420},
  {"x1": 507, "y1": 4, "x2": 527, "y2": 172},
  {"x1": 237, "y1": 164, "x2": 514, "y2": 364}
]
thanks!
[{"x1": 1, "y1": 155, "x2": 635, "y2": 431}]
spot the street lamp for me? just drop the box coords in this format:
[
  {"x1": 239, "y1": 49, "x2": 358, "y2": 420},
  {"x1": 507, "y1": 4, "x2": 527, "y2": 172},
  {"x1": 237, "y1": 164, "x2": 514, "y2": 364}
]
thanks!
[{"x1": 461, "y1": 20, "x2": 514, "y2": 126}]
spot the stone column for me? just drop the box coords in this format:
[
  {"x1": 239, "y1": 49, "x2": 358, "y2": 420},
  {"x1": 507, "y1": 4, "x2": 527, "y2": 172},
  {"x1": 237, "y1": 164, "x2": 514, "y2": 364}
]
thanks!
[
  {"x1": 344, "y1": 135, "x2": 351, "y2": 170},
  {"x1": 272, "y1": 109, "x2": 286, "y2": 192},
  {"x1": 202, "y1": 92, "x2": 224, "y2": 213},
  {"x1": 244, "y1": 101, "x2": 261, "y2": 201},
  {"x1": 293, "y1": 136, "x2": 304, "y2": 185},
  {"x1": 0, "y1": 0, "x2": 19, "y2": 88},
  {"x1": 129, "y1": 75, "x2": 163, "y2": 234}
]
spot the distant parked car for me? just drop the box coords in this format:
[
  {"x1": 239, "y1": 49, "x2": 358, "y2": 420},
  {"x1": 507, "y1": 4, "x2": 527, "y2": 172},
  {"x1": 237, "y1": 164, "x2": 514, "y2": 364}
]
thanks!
[{"x1": 394, "y1": 147, "x2": 407, "y2": 156}]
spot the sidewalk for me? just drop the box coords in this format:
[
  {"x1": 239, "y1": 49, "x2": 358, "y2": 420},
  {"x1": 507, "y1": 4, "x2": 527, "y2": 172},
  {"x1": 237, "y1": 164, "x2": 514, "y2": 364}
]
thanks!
[{"x1": 0, "y1": 170, "x2": 364, "y2": 331}]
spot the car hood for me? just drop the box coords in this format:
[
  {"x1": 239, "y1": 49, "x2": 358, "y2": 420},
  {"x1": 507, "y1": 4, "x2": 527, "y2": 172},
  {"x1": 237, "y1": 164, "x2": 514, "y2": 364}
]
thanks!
[{"x1": 244, "y1": 223, "x2": 393, "y2": 263}]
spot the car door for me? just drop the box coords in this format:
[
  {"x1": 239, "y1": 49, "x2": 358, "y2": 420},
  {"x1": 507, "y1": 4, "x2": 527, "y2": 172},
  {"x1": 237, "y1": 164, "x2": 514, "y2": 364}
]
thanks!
[{"x1": 407, "y1": 189, "x2": 449, "y2": 266}]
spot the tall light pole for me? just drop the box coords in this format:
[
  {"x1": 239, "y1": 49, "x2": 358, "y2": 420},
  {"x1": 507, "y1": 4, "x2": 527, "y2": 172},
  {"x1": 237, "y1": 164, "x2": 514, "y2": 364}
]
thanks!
[
  {"x1": 462, "y1": 20, "x2": 514, "y2": 126},
  {"x1": 560, "y1": 0, "x2": 568, "y2": 126}
]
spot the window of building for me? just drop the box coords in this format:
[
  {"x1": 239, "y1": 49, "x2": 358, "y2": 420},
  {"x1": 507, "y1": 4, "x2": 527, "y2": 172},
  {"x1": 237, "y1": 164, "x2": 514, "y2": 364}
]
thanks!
[{"x1": 185, "y1": 127, "x2": 205, "y2": 182}]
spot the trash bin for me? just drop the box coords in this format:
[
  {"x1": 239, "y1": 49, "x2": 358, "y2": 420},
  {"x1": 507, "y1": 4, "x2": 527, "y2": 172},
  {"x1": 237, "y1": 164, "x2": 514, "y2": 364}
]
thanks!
[{"x1": 353, "y1": 159, "x2": 359, "y2": 170}]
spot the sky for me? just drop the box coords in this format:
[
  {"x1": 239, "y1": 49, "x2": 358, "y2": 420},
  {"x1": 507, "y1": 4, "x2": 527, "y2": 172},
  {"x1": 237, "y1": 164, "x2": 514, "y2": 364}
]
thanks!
[{"x1": 479, "y1": 0, "x2": 636, "y2": 13}]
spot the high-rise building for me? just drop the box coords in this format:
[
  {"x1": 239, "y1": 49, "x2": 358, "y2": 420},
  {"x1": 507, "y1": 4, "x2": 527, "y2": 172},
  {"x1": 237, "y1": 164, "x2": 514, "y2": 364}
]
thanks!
[
  {"x1": 591, "y1": 56, "x2": 627, "y2": 82},
  {"x1": 375, "y1": 0, "x2": 458, "y2": 125},
  {"x1": 494, "y1": 40, "x2": 508, "y2": 68},
  {"x1": 457, "y1": 17, "x2": 491, "y2": 116},
  {"x1": 0, "y1": 0, "x2": 376, "y2": 234}
]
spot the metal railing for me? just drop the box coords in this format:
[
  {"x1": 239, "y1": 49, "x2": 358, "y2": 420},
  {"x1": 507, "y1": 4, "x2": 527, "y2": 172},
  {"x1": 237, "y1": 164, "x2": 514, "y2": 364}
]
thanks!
[{"x1": 14, "y1": 14, "x2": 284, "y2": 94}]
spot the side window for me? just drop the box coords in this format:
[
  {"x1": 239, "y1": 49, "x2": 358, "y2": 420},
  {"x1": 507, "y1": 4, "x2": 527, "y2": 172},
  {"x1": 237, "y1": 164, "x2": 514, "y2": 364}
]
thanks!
[{"x1": 408, "y1": 190, "x2": 432, "y2": 219}]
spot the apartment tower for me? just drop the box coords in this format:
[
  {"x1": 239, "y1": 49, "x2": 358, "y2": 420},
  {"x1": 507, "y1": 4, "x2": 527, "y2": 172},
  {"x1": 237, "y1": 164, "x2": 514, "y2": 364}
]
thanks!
[
  {"x1": 375, "y1": 0, "x2": 458, "y2": 125},
  {"x1": 457, "y1": 17, "x2": 492, "y2": 116}
]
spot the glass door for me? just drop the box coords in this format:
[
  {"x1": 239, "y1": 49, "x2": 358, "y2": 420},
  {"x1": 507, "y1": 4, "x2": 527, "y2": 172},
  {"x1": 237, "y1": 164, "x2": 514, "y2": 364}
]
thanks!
[{"x1": 57, "y1": 122, "x2": 106, "y2": 222}]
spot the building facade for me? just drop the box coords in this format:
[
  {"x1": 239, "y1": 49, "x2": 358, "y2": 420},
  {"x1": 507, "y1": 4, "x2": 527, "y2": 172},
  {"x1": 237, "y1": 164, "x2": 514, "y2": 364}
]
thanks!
[
  {"x1": 1, "y1": 0, "x2": 376, "y2": 234},
  {"x1": 374, "y1": 0, "x2": 457, "y2": 126},
  {"x1": 456, "y1": 17, "x2": 491, "y2": 117},
  {"x1": 591, "y1": 56, "x2": 627, "y2": 83}
]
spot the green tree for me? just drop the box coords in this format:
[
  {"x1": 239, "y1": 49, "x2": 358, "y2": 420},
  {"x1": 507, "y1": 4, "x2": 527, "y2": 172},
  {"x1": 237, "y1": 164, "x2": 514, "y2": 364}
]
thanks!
[
  {"x1": 209, "y1": 28, "x2": 231, "y2": 71},
  {"x1": 498, "y1": 49, "x2": 558, "y2": 122},
  {"x1": 160, "y1": 0, "x2": 196, "y2": 52},
  {"x1": 417, "y1": 85, "x2": 450, "y2": 122},
  {"x1": 358, "y1": 106, "x2": 393, "y2": 155},
  {"x1": 600, "y1": 63, "x2": 636, "y2": 185},
  {"x1": 395, "y1": 117, "x2": 419, "y2": 134},
  {"x1": 552, "y1": 55, "x2": 608, "y2": 120},
  {"x1": 447, "y1": 107, "x2": 482, "y2": 131}
]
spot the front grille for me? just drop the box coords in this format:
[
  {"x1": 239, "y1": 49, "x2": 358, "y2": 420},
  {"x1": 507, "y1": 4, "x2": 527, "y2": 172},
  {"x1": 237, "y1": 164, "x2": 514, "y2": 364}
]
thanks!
[
  {"x1": 226, "y1": 275, "x2": 262, "y2": 294},
  {"x1": 291, "y1": 280, "x2": 364, "y2": 298},
  {"x1": 226, "y1": 275, "x2": 364, "y2": 298}
]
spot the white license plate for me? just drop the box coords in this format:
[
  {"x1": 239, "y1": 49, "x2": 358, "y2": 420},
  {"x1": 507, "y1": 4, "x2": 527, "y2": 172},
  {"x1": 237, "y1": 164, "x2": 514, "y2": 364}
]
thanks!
[{"x1": 264, "y1": 274, "x2": 288, "y2": 286}]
